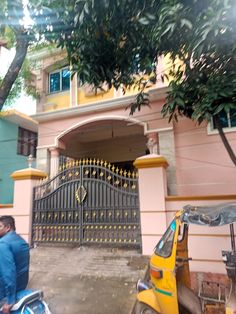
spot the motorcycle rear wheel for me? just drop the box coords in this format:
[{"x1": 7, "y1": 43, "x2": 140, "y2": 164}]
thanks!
[{"x1": 134, "y1": 302, "x2": 159, "y2": 314}]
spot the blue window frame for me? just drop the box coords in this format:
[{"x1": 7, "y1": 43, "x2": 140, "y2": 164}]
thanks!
[{"x1": 49, "y1": 67, "x2": 70, "y2": 93}]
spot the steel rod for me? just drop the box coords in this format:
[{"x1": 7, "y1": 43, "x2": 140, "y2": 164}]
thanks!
[{"x1": 230, "y1": 223, "x2": 236, "y2": 251}]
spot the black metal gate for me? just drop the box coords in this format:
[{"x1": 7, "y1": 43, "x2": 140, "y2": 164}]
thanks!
[{"x1": 32, "y1": 158, "x2": 141, "y2": 248}]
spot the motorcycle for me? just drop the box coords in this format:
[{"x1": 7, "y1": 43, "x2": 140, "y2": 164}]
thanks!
[
  {"x1": 135, "y1": 202, "x2": 236, "y2": 314},
  {"x1": 1, "y1": 289, "x2": 51, "y2": 314}
]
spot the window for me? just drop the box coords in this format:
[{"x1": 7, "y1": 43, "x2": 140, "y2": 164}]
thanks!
[
  {"x1": 212, "y1": 109, "x2": 236, "y2": 129},
  {"x1": 49, "y1": 67, "x2": 70, "y2": 93},
  {"x1": 155, "y1": 220, "x2": 176, "y2": 258},
  {"x1": 17, "y1": 127, "x2": 38, "y2": 158}
]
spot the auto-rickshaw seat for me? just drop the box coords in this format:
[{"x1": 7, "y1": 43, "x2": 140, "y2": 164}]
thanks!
[
  {"x1": 182, "y1": 203, "x2": 236, "y2": 226},
  {"x1": 183, "y1": 203, "x2": 236, "y2": 212},
  {"x1": 177, "y1": 281, "x2": 203, "y2": 314}
]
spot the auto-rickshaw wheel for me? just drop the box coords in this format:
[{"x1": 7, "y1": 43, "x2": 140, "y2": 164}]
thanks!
[{"x1": 134, "y1": 302, "x2": 159, "y2": 314}]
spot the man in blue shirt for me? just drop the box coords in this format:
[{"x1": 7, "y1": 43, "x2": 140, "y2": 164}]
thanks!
[{"x1": 0, "y1": 216, "x2": 30, "y2": 314}]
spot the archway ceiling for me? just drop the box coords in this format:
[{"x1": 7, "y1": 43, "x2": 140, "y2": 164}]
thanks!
[{"x1": 60, "y1": 119, "x2": 144, "y2": 144}]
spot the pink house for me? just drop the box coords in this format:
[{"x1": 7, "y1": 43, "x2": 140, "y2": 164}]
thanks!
[{"x1": 29, "y1": 48, "x2": 236, "y2": 196}]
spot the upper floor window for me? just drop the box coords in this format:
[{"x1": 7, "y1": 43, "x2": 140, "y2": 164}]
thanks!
[
  {"x1": 49, "y1": 67, "x2": 70, "y2": 93},
  {"x1": 17, "y1": 127, "x2": 38, "y2": 158},
  {"x1": 212, "y1": 109, "x2": 236, "y2": 130}
]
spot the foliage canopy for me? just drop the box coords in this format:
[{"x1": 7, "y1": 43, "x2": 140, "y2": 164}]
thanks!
[
  {"x1": 33, "y1": 0, "x2": 236, "y2": 124},
  {"x1": 38, "y1": 0, "x2": 236, "y2": 164},
  {"x1": 0, "y1": 0, "x2": 236, "y2": 164}
]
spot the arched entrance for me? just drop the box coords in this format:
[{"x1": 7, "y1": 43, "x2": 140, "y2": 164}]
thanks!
[
  {"x1": 56, "y1": 117, "x2": 148, "y2": 170},
  {"x1": 32, "y1": 117, "x2": 147, "y2": 248}
]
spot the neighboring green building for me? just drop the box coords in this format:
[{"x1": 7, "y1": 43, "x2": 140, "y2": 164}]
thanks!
[{"x1": 0, "y1": 110, "x2": 38, "y2": 204}]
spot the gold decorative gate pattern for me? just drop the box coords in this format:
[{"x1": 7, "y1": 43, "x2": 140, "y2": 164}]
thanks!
[{"x1": 32, "y1": 159, "x2": 141, "y2": 248}]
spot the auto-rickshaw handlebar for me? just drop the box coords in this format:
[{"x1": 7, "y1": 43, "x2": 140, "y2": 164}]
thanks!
[
  {"x1": 176, "y1": 257, "x2": 192, "y2": 262},
  {"x1": 176, "y1": 257, "x2": 192, "y2": 267}
]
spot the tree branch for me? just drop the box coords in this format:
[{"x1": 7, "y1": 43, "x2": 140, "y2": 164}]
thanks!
[
  {"x1": 213, "y1": 115, "x2": 236, "y2": 166},
  {"x1": 0, "y1": 33, "x2": 29, "y2": 111}
]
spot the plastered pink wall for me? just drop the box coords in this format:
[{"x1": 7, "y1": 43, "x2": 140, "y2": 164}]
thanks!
[
  {"x1": 174, "y1": 118, "x2": 236, "y2": 195},
  {"x1": 37, "y1": 100, "x2": 168, "y2": 147}
]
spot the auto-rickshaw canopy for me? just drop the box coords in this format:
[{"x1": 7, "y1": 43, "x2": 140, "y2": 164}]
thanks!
[{"x1": 181, "y1": 203, "x2": 236, "y2": 226}]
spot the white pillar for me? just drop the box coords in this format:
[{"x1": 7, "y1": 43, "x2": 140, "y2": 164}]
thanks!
[
  {"x1": 159, "y1": 129, "x2": 177, "y2": 195},
  {"x1": 49, "y1": 147, "x2": 60, "y2": 178},
  {"x1": 70, "y1": 72, "x2": 78, "y2": 107},
  {"x1": 36, "y1": 147, "x2": 50, "y2": 174}
]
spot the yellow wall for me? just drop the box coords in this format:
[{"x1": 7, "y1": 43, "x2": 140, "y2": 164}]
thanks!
[
  {"x1": 44, "y1": 92, "x2": 70, "y2": 111},
  {"x1": 162, "y1": 54, "x2": 184, "y2": 84},
  {"x1": 77, "y1": 86, "x2": 115, "y2": 105},
  {"x1": 44, "y1": 87, "x2": 115, "y2": 111}
]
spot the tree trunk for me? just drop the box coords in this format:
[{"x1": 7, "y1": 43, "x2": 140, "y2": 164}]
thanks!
[
  {"x1": 213, "y1": 115, "x2": 236, "y2": 166},
  {"x1": 0, "y1": 34, "x2": 29, "y2": 111}
]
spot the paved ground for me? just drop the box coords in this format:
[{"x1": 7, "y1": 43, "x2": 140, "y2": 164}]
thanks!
[{"x1": 28, "y1": 245, "x2": 149, "y2": 314}]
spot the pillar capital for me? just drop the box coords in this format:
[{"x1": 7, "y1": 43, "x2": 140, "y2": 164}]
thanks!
[
  {"x1": 48, "y1": 147, "x2": 60, "y2": 157},
  {"x1": 11, "y1": 168, "x2": 48, "y2": 181},
  {"x1": 134, "y1": 154, "x2": 169, "y2": 169}
]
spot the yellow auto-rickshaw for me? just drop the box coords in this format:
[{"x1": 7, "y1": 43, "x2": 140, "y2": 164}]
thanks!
[{"x1": 135, "y1": 203, "x2": 236, "y2": 314}]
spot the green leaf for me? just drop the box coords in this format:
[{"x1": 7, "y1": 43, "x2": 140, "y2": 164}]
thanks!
[
  {"x1": 138, "y1": 17, "x2": 150, "y2": 25},
  {"x1": 180, "y1": 18, "x2": 192, "y2": 30}
]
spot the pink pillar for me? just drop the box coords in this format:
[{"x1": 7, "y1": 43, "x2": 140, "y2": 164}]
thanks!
[
  {"x1": 11, "y1": 168, "x2": 47, "y2": 244},
  {"x1": 134, "y1": 154, "x2": 169, "y2": 255}
]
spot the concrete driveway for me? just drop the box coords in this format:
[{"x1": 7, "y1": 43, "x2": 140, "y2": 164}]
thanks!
[{"x1": 28, "y1": 246, "x2": 148, "y2": 314}]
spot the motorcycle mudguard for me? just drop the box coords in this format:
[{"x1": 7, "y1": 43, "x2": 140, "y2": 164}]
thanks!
[
  {"x1": 137, "y1": 288, "x2": 161, "y2": 313},
  {"x1": 10, "y1": 300, "x2": 50, "y2": 314},
  {"x1": 9, "y1": 290, "x2": 51, "y2": 314}
]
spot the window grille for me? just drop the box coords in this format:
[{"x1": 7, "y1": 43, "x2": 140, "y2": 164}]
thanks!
[{"x1": 17, "y1": 127, "x2": 37, "y2": 158}]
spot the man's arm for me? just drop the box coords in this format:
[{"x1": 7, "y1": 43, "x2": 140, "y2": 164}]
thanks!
[{"x1": 0, "y1": 242, "x2": 17, "y2": 306}]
